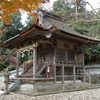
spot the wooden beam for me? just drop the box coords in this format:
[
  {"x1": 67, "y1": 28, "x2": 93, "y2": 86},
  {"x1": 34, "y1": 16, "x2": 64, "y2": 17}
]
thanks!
[{"x1": 16, "y1": 44, "x2": 34, "y2": 51}]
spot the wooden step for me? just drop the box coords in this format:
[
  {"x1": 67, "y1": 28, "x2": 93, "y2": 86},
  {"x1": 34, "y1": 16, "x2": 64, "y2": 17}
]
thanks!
[
  {"x1": 24, "y1": 67, "x2": 33, "y2": 75},
  {"x1": 36, "y1": 65, "x2": 46, "y2": 75}
]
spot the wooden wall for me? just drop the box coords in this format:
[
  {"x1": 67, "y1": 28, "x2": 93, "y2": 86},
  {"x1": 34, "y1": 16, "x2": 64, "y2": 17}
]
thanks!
[
  {"x1": 37, "y1": 42, "x2": 84, "y2": 64},
  {"x1": 56, "y1": 48, "x2": 75, "y2": 61},
  {"x1": 75, "y1": 53, "x2": 83, "y2": 62}
]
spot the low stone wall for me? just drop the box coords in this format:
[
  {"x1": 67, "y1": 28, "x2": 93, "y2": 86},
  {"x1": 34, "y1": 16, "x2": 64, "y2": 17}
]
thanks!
[
  {"x1": 12, "y1": 82, "x2": 100, "y2": 95},
  {"x1": 85, "y1": 65, "x2": 100, "y2": 74},
  {"x1": 35, "y1": 83, "x2": 91, "y2": 93}
]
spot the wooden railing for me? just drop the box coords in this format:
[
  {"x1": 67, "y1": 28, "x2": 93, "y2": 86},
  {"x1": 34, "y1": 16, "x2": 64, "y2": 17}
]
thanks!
[
  {"x1": 56, "y1": 61, "x2": 83, "y2": 66},
  {"x1": 54, "y1": 61, "x2": 85, "y2": 84},
  {"x1": 17, "y1": 74, "x2": 34, "y2": 78}
]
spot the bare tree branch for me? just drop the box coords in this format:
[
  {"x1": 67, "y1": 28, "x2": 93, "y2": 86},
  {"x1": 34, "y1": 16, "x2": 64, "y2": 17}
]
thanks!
[
  {"x1": 69, "y1": 19, "x2": 100, "y2": 26},
  {"x1": 85, "y1": 2, "x2": 100, "y2": 17}
]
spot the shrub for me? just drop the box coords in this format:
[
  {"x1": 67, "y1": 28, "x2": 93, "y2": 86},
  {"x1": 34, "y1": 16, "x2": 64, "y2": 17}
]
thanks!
[
  {"x1": 8, "y1": 65, "x2": 16, "y2": 71},
  {"x1": 0, "y1": 55, "x2": 8, "y2": 71},
  {"x1": 90, "y1": 74, "x2": 100, "y2": 84}
]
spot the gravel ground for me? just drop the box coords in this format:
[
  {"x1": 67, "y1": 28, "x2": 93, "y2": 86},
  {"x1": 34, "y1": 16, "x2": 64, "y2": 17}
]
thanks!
[{"x1": 0, "y1": 81, "x2": 100, "y2": 100}]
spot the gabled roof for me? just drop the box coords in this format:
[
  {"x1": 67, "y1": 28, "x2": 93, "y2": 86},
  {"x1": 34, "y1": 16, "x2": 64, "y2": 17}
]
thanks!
[{"x1": 0, "y1": 9, "x2": 100, "y2": 49}]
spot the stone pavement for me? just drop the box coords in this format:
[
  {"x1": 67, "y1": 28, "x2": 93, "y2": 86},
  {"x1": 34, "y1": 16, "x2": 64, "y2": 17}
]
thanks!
[{"x1": 0, "y1": 87, "x2": 100, "y2": 100}]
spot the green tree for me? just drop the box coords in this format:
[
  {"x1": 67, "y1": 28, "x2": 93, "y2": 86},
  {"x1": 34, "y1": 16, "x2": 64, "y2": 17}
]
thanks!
[
  {"x1": 1, "y1": 13, "x2": 24, "y2": 42},
  {"x1": 52, "y1": 0, "x2": 75, "y2": 23},
  {"x1": 84, "y1": 45, "x2": 100, "y2": 64},
  {"x1": 52, "y1": 0, "x2": 87, "y2": 22}
]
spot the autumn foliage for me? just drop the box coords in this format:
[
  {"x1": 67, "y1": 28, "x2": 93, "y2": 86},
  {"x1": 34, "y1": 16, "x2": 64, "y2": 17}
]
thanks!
[{"x1": 0, "y1": 0, "x2": 50, "y2": 25}]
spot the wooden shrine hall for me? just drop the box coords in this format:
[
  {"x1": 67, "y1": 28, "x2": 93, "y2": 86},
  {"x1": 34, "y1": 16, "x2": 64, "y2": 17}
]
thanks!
[{"x1": 0, "y1": 9, "x2": 100, "y2": 88}]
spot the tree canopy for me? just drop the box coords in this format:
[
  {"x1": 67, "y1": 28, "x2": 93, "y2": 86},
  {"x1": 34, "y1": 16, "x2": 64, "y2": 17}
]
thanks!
[{"x1": 52, "y1": 0, "x2": 100, "y2": 38}]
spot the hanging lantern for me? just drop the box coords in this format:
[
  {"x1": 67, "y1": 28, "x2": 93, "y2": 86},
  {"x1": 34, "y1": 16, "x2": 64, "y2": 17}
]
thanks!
[
  {"x1": 30, "y1": 50, "x2": 33, "y2": 55},
  {"x1": 46, "y1": 66, "x2": 50, "y2": 78},
  {"x1": 22, "y1": 52, "x2": 25, "y2": 58},
  {"x1": 47, "y1": 66, "x2": 50, "y2": 72}
]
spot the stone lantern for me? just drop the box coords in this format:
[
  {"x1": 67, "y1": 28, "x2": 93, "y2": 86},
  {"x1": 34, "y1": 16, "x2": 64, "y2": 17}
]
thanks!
[{"x1": 4, "y1": 68, "x2": 10, "y2": 95}]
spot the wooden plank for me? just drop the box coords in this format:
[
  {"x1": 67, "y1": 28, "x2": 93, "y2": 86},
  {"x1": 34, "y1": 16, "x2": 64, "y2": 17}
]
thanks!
[
  {"x1": 17, "y1": 74, "x2": 34, "y2": 76},
  {"x1": 34, "y1": 78, "x2": 54, "y2": 81},
  {"x1": 64, "y1": 75, "x2": 74, "y2": 77},
  {"x1": 38, "y1": 49, "x2": 53, "y2": 53},
  {"x1": 56, "y1": 75, "x2": 62, "y2": 77},
  {"x1": 76, "y1": 75, "x2": 84, "y2": 77},
  {"x1": 15, "y1": 78, "x2": 35, "y2": 80},
  {"x1": 56, "y1": 64, "x2": 74, "y2": 67}
]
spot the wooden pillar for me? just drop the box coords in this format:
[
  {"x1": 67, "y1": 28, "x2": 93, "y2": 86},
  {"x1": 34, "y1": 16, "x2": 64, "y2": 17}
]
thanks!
[
  {"x1": 82, "y1": 52, "x2": 85, "y2": 83},
  {"x1": 54, "y1": 48, "x2": 56, "y2": 83},
  {"x1": 33, "y1": 47, "x2": 37, "y2": 79},
  {"x1": 83, "y1": 67, "x2": 86, "y2": 83},
  {"x1": 53, "y1": 48, "x2": 56, "y2": 65},
  {"x1": 66, "y1": 50, "x2": 68, "y2": 61},
  {"x1": 16, "y1": 52, "x2": 19, "y2": 75},
  {"x1": 82, "y1": 52, "x2": 84, "y2": 65},
  {"x1": 62, "y1": 65, "x2": 64, "y2": 84},
  {"x1": 54, "y1": 65, "x2": 56, "y2": 84},
  {"x1": 73, "y1": 66, "x2": 76, "y2": 83},
  {"x1": 88, "y1": 69, "x2": 91, "y2": 84}
]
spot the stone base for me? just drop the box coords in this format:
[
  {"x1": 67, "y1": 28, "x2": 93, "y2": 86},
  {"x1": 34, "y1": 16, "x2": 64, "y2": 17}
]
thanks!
[{"x1": 35, "y1": 83, "x2": 90, "y2": 93}]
